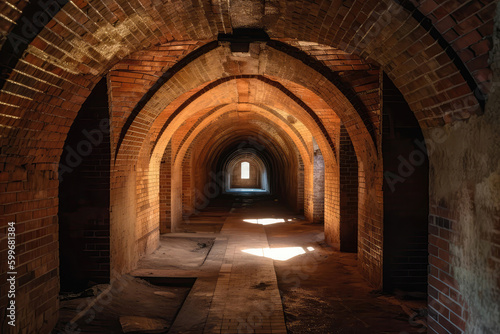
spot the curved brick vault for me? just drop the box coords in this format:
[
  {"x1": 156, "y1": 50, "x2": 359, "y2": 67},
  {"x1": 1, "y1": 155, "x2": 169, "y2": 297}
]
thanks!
[
  {"x1": 170, "y1": 115, "x2": 307, "y2": 230},
  {"x1": 181, "y1": 113, "x2": 305, "y2": 197},
  {"x1": 0, "y1": 1, "x2": 499, "y2": 334}
]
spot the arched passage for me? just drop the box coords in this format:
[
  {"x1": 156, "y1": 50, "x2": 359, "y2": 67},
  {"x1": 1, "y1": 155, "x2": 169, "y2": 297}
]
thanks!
[
  {"x1": 0, "y1": 2, "x2": 497, "y2": 333},
  {"x1": 224, "y1": 151, "x2": 268, "y2": 191},
  {"x1": 167, "y1": 112, "x2": 306, "y2": 230},
  {"x1": 129, "y1": 47, "x2": 381, "y2": 285}
]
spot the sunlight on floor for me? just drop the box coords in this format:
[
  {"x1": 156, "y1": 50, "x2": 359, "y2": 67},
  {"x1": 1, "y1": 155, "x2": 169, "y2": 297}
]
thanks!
[
  {"x1": 242, "y1": 247, "x2": 307, "y2": 261},
  {"x1": 243, "y1": 218, "x2": 286, "y2": 225}
]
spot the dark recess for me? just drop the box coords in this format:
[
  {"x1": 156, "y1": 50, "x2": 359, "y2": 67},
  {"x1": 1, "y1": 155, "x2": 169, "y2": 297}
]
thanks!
[
  {"x1": 382, "y1": 73, "x2": 429, "y2": 294},
  {"x1": 58, "y1": 78, "x2": 110, "y2": 293}
]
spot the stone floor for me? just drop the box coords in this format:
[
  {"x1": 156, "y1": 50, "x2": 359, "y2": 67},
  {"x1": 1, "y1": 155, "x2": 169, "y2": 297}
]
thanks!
[
  {"x1": 136, "y1": 194, "x2": 427, "y2": 333},
  {"x1": 56, "y1": 194, "x2": 427, "y2": 333},
  {"x1": 135, "y1": 195, "x2": 289, "y2": 334}
]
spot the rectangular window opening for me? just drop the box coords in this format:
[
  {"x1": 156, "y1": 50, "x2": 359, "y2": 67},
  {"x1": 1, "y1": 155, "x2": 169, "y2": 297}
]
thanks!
[{"x1": 241, "y1": 162, "x2": 250, "y2": 179}]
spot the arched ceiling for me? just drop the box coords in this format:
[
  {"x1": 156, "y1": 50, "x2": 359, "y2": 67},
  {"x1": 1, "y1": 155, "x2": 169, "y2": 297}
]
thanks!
[
  {"x1": 0, "y1": 0, "x2": 494, "y2": 169},
  {"x1": 177, "y1": 114, "x2": 303, "y2": 196},
  {"x1": 171, "y1": 104, "x2": 312, "y2": 168},
  {"x1": 177, "y1": 114, "x2": 303, "y2": 173},
  {"x1": 126, "y1": 44, "x2": 377, "y2": 175}
]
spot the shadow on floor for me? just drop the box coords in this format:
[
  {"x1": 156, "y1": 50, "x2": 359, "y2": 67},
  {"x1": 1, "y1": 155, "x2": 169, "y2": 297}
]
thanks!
[{"x1": 54, "y1": 194, "x2": 426, "y2": 333}]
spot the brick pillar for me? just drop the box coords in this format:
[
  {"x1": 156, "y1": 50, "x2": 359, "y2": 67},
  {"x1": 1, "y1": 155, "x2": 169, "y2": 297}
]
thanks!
[
  {"x1": 159, "y1": 143, "x2": 172, "y2": 233},
  {"x1": 312, "y1": 142, "x2": 325, "y2": 223},
  {"x1": 304, "y1": 141, "x2": 315, "y2": 222},
  {"x1": 339, "y1": 125, "x2": 358, "y2": 252},
  {"x1": 381, "y1": 73, "x2": 429, "y2": 293},
  {"x1": 324, "y1": 161, "x2": 341, "y2": 249},
  {"x1": 296, "y1": 159, "x2": 305, "y2": 213},
  {"x1": 182, "y1": 149, "x2": 195, "y2": 217},
  {"x1": 171, "y1": 163, "x2": 183, "y2": 232}
]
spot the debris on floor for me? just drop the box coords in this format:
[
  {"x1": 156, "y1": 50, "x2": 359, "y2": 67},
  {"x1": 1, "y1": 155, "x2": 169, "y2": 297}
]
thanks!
[
  {"x1": 60, "y1": 284, "x2": 109, "y2": 301},
  {"x1": 54, "y1": 195, "x2": 428, "y2": 333},
  {"x1": 53, "y1": 276, "x2": 190, "y2": 334}
]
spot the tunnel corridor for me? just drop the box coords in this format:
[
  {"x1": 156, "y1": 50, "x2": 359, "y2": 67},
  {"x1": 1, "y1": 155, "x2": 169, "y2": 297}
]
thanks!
[
  {"x1": 54, "y1": 57, "x2": 431, "y2": 333},
  {"x1": 56, "y1": 47, "x2": 431, "y2": 297},
  {"x1": 55, "y1": 194, "x2": 427, "y2": 333},
  {"x1": 1, "y1": 1, "x2": 499, "y2": 333}
]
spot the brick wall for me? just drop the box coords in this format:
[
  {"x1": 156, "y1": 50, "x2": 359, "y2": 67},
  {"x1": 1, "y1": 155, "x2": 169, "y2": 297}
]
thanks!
[
  {"x1": 230, "y1": 161, "x2": 262, "y2": 189},
  {"x1": 159, "y1": 143, "x2": 172, "y2": 233},
  {"x1": 0, "y1": 2, "x2": 496, "y2": 333},
  {"x1": 339, "y1": 125, "x2": 358, "y2": 253},
  {"x1": 424, "y1": 47, "x2": 500, "y2": 331},
  {"x1": 312, "y1": 147, "x2": 325, "y2": 224},
  {"x1": 0, "y1": 167, "x2": 60, "y2": 334}
]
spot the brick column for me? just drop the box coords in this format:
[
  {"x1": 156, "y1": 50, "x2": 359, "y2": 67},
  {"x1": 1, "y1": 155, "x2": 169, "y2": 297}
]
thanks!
[
  {"x1": 339, "y1": 125, "x2": 358, "y2": 252},
  {"x1": 159, "y1": 143, "x2": 172, "y2": 233}
]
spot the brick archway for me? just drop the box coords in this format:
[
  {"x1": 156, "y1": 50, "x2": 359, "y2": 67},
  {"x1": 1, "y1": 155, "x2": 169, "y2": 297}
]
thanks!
[{"x1": 0, "y1": 1, "x2": 497, "y2": 333}]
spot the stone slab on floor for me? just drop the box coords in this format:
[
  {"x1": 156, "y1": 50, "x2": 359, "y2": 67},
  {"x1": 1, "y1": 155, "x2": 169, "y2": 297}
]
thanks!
[{"x1": 203, "y1": 219, "x2": 287, "y2": 334}]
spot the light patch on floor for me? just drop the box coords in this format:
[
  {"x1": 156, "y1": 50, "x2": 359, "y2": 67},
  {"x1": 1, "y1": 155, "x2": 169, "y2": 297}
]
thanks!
[
  {"x1": 242, "y1": 247, "x2": 307, "y2": 261},
  {"x1": 243, "y1": 218, "x2": 286, "y2": 225}
]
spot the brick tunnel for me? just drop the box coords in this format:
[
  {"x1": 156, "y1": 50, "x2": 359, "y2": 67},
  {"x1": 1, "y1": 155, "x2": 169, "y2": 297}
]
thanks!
[{"x1": 0, "y1": 1, "x2": 499, "y2": 333}]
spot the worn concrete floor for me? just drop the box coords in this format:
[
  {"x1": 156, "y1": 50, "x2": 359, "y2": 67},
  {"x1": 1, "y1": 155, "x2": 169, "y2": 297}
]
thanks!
[
  {"x1": 138, "y1": 194, "x2": 426, "y2": 333},
  {"x1": 55, "y1": 194, "x2": 427, "y2": 333},
  {"x1": 54, "y1": 275, "x2": 191, "y2": 333}
]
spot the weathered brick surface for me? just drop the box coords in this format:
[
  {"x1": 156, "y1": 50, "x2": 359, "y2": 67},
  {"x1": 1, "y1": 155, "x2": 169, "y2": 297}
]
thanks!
[
  {"x1": 428, "y1": 209, "x2": 468, "y2": 334},
  {"x1": 227, "y1": 155, "x2": 264, "y2": 189},
  {"x1": 339, "y1": 125, "x2": 358, "y2": 253},
  {"x1": 0, "y1": 1, "x2": 495, "y2": 333},
  {"x1": 159, "y1": 143, "x2": 172, "y2": 233}
]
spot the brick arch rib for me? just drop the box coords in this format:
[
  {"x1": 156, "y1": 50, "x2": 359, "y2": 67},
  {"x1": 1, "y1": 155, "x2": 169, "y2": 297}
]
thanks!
[
  {"x1": 0, "y1": 0, "x2": 69, "y2": 90},
  {"x1": 118, "y1": 40, "x2": 374, "y2": 158},
  {"x1": 114, "y1": 40, "x2": 218, "y2": 158},
  {"x1": 395, "y1": 0, "x2": 486, "y2": 109},
  {"x1": 171, "y1": 104, "x2": 310, "y2": 164},
  {"x1": 151, "y1": 75, "x2": 337, "y2": 159},
  {"x1": 268, "y1": 40, "x2": 378, "y2": 145}
]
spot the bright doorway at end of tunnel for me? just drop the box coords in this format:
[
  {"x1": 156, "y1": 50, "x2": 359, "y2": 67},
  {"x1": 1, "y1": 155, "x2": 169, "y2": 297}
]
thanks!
[
  {"x1": 224, "y1": 152, "x2": 269, "y2": 193},
  {"x1": 241, "y1": 161, "x2": 250, "y2": 179}
]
